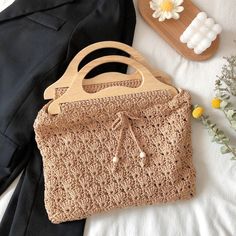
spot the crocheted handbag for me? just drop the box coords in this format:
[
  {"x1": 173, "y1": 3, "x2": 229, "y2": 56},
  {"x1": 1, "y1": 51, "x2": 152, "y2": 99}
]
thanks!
[{"x1": 34, "y1": 54, "x2": 196, "y2": 224}]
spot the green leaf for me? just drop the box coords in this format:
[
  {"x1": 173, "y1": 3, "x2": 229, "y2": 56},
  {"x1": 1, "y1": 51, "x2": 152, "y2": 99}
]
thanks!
[
  {"x1": 225, "y1": 95, "x2": 230, "y2": 99},
  {"x1": 220, "y1": 100, "x2": 229, "y2": 109},
  {"x1": 208, "y1": 129, "x2": 215, "y2": 136},
  {"x1": 193, "y1": 104, "x2": 200, "y2": 109},
  {"x1": 213, "y1": 135, "x2": 224, "y2": 144},
  {"x1": 206, "y1": 119, "x2": 212, "y2": 126},
  {"x1": 226, "y1": 110, "x2": 235, "y2": 119},
  {"x1": 210, "y1": 123, "x2": 216, "y2": 129},
  {"x1": 217, "y1": 130, "x2": 226, "y2": 139},
  {"x1": 222, "y1": 137, "x2": 230, "y2": 144},
  {"x1": 221, "y1": 146, "x2": 231, "y2": 154},
  {"x1": 232, "y1": 113, "x2": 236, "y2": 119},
  {"x1": 218, "y1": 134, "x2": 227, "y2": 139},
  {"x1": 220, "y1": 94, "x2": 230, "y2": 100},
  {"x1": 215, "y1": 139, "x2": 224, "y2": 144},
  {"x1": 231, "y1": 121, "x2": 236, "y2": 129}
]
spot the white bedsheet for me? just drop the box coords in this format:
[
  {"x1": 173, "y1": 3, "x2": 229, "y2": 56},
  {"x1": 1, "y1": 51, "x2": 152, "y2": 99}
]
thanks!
[{"x1": 1, "y1": 0, "x2": 236, "y2": 235}]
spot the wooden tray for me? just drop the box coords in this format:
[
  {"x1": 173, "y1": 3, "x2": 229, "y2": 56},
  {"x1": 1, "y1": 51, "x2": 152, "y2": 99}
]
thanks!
[{"x1": 138, "y1": 0, "x2": 220, "y2": 61}]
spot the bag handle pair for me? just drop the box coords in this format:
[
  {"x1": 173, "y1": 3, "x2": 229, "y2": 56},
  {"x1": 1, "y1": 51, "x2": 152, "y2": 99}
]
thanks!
[
  {"x1": 44, "y1": 41, "x2": 171, "y2": 100},
  {"x1": 48, "y1": 47, "x2": 178, "y2": 115}
]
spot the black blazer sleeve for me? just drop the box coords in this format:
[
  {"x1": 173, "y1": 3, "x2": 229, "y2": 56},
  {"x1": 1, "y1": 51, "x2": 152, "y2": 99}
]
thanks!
[{"x1": 0, "y1": 0, "x2": 136, "y2": 195}]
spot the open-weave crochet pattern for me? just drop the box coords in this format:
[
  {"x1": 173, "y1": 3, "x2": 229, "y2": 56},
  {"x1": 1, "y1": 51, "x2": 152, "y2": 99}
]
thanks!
[{"x1": 34, "y1": 81, "x2": 196, "y2": 224}]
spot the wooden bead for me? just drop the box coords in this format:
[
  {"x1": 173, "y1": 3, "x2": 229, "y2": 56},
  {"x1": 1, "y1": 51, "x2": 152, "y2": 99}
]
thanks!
[
  {"x1": 112, "y1": 156, "x2": 119, "y2": 163},
  {"x1": 140, "y1": 151, "x2": 146, "y2": 159}
]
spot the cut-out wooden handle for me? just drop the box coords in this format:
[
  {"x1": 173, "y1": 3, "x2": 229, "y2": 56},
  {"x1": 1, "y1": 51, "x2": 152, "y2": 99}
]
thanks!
[
  {"x1": 83, "y1": 72, "x2": 171, "y2": 86},
  {"x1": 44, "y1": 41, "x2": 168, "y2": 99},
  {"x1": 48, "y1": 55, "x2": 177, "y2": 115}
]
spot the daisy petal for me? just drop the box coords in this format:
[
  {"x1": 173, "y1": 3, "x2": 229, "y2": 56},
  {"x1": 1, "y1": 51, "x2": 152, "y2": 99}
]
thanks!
[
  {"x1": 172, "y1": 12, "x2": 180, "y2": 19},
  {"x1": 152, "y1": 10, "x2": 161, "y2": 18},
  {"x1": 159, "y1": 13, "x2": 166, "y2": 21},
  {"x1": 174, "y1": 0, "x2": 183, "y2": 6},
  {"x1": 165, "y1": 11, "x2": 172, "y2": 19},
  {"x1": 175, "y1": 6, "x2": 184, "y2": 12},
  {"x1": 156, "y1": 0, "x2": 163, "y2": 4},
  {"x1": 151, "y1": 0, "x2": 162, "y2": 6},
  {"x1": 150, "y1": 2, "x2": 157, "y2": 10}
]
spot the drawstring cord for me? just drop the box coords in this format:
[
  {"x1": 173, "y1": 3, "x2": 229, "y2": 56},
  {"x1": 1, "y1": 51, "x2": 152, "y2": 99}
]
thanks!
[{"x1": 111, "y1": 111, "x2": 146, "y2": 168}]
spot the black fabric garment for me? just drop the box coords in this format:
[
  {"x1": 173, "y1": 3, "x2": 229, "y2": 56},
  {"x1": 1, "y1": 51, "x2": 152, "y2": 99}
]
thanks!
[
  {"x1": 0, "y1": 0, "x2": 135, "y2": 194},
  {"x1": 0, "y1": 0, "x2": 136, "y2": 235},
  {"x1": 0, "y1": 142, "x2": 86, "y2": 236}
]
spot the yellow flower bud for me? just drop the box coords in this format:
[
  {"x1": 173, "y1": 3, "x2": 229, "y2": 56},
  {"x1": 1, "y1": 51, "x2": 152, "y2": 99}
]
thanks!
[
  {"x1": 160, "y1": 0, "x2": 174, "y2": 12},
  {"x1": 211, "y1": 98, "x2": 221, "y2": 109},
  {"x1": 192, "y1": 106, "x2": 204, "y2": 119}
]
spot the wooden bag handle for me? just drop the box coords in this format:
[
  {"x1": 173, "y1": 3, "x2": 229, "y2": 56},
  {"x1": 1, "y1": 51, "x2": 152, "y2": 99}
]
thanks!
[
  {"x1": 44, "y1": 41, "x2": 170, "y2": 99},
  {"x1": 48, "y1": 55, "x2": 177, "y2": 114}
]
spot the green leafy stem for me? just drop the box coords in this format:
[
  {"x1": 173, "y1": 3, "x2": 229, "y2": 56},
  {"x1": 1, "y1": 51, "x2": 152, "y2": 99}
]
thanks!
[
  {"x1": 200, "y1": 114, "x2": 236, "y2": 160},
  {"x1": 215, "y1": 79, "x2": 236, "y2": 131},
  {"x1": 217, "y1": 55, "x2": 236, "y2": 96}
]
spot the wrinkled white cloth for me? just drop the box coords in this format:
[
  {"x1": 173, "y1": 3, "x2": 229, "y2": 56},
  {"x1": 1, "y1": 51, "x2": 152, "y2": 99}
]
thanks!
[
  {"x1": 1, "y1": 0, "x2": 236, "y2": 235},
  {"x1": 0, "y1": 0, "x2": 14, "y2": 12}
]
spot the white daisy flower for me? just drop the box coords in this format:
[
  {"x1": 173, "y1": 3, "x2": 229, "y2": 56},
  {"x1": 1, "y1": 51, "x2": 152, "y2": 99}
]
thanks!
[{"x1": 150, "y1": 0, "x2": 184, "y2": 22}]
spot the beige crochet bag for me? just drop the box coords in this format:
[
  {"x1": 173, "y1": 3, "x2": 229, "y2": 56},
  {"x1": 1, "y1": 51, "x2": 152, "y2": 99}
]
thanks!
[{"x1": 34, "y1": 53, "x2": 196, "y2": 224}]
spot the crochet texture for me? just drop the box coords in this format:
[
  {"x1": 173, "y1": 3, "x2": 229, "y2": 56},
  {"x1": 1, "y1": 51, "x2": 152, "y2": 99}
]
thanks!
[{"x1": 34, "y1": 81, "x2": 196, "y2": 224}]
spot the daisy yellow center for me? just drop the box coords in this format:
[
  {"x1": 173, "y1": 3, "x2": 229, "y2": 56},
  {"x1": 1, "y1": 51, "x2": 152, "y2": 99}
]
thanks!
[{"x1": 160, "y1": 0, "x2": 174, "y2": 12}]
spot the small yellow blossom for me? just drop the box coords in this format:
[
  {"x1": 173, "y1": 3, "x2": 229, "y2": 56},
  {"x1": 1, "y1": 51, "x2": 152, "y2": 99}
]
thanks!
[
  {"x1": 192, "y1": 106, "x2": 204, "y2": 119},
  {"x1": 160, "y1": 0, "x2": 174, "y2": 12},
  {"x1": 211, "y1": 98, "x2": 221, "y2": 109},
  {"x1": 150, "y1": 0, "x2": 184, "y2": 22}
]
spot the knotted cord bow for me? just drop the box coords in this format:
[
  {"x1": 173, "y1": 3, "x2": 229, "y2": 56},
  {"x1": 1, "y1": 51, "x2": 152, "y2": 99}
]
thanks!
[{"x1": 111, "y1": 111, "x2": 146, "y2": 168}]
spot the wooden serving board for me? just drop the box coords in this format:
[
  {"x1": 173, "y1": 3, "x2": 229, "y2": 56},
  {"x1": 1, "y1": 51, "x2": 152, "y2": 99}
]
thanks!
[{"x1": 138, "y1": 0, "x2": 220, "y2": 61}]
